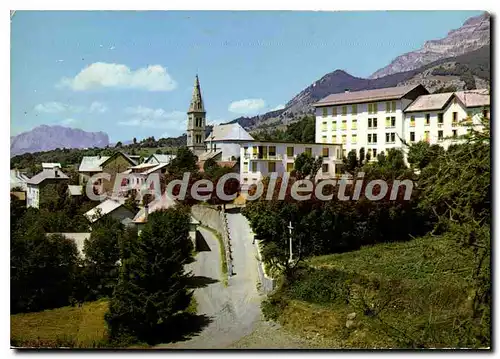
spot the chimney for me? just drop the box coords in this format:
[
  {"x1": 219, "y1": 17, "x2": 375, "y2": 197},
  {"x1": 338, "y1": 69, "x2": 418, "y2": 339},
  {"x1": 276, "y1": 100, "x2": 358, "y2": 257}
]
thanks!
[
  {"x1": 344, "y1": 89, "x2": 350, "y2": 94},
  {"x1": 144, "y1": 204, "x2": 149, "y2": 221},
  {"x1": 54, "y1": 169, "x2": 59, "y2": 177}
]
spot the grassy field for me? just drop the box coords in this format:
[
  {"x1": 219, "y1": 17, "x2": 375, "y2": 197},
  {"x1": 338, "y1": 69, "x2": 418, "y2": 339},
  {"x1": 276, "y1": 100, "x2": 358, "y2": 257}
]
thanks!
[
  {"x1": 263, "y1": 235, "x2": 481, "y2": 348},
  {"x1": 11, "y1": 300, "x2": 109, "y2": 348},
  {"x1": 135, "y1": 147, "x2": 177, "y2": 158},
  {"x1": 11, "y1": 296, "x2": 199, "y2": 348}
]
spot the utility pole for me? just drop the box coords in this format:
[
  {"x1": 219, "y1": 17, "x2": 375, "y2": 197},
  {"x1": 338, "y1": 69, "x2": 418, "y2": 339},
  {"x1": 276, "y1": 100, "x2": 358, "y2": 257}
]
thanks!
[{"x1": 288, "y1": 221, "x2": 293, "y2": 263}]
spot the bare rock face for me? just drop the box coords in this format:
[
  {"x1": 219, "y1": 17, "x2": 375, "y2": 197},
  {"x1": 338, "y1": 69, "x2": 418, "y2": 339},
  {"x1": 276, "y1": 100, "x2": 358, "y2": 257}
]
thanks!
[
  {"x1": 369, "y1": 12, "x2": 490, "y2": 79},
  {"x1": 10, "y1": 125, "x2": 109, "y2": 156}
]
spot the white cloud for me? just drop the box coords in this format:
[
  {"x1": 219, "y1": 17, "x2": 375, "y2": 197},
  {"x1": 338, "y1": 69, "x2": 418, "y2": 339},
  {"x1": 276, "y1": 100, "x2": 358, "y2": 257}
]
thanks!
[
  {"x1": 89, "y1": 101, "x2": 108, "y2": 113},
  {"x1": 58, "y1": 62, "x2": 177, "y2": 91},
  {"x1": 34, "y1": 102, "x2": 83, "y2": 114},
  {"x1": 60, "y1": 118, "x2": 77, "y2": 126},
  {"x1": 34, "y1": 101, "x2": 108, "y2": 115},
  {"x1": 228, "y1": 98, "x2": 266, "y2": 115},
  {"x1": 118, "y1": 106, "x2": 185, "y2": 132},
  {"x1": 270, "y1": 104, "x2": 285, "y2": 112}
]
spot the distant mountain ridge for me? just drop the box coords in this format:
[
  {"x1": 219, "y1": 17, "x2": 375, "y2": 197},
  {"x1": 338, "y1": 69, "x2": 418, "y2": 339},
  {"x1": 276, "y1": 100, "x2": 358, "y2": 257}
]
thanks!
[
  {"x1": 369, "y1": 12, "x2": 490, "y2": 79},
  {"x1": 11, "y1": 125, "x2": 109, "y2": 156}
]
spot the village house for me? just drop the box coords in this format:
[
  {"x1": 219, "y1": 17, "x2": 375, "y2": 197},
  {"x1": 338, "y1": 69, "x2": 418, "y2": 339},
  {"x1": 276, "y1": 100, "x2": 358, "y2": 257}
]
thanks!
[
  {"x1": 84, "y1": 198, "x2": 136, "y2": 227},
  {"x1": 26, "y1": 164, "x2": 69, "y2": 208},
  {"x1": 78, "y1": 152, "x2": 137, "y2": 195}
]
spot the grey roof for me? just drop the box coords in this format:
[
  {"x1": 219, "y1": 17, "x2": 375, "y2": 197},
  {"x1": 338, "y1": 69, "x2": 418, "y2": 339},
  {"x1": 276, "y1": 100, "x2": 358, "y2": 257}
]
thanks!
[
  {"x1": 10, "y1": 169, "x2": 29, "y2": 190},
  {"x1": 68, "y1": 185, "x2": 83, "y2": 196},
  {"x1": 313, "y1": 84, "x2": 424, "y2": 107},
  {"x1": 197, "y1": 150, "x2": 222, "y2": 161},
  {"x1": 145, "y1": 154, "x2": 176, "y2": 165},
  {"x1": 404, "y1": 92, "x2": 455, "y2": 112},
  {"x1": 42, "y1": 163, "x2": 61, "y2": 169},
  {"x1": 27, "y1": 168, "x2": 69, "y2": 185},
  {"x1": 205, "y1": 123, "x2": 254, "y2": 142},
  {"x1": 133, "y1": 193, "x2": 176, "y2": 223},
  {"x1": 78, "y1": 156, "x2": 110, "y2": 172},
  {"x1": 46, "y1": 233, "x2": 90, "y2": 257},
  {"x1": 84, "y1": 198, "x2": 126, "y2": 223},
  {"x1": 455, "y1": 89, "x2": 490, "y2": 108},
  {"x1": 144, "y1": 162, "x2": 169, "y2": 175}
]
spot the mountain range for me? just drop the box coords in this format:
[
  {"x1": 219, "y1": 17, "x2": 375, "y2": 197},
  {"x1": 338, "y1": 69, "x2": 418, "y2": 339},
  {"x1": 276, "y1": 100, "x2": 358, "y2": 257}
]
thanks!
[
  {"x1": 10, "y1": 12, "x2": 490, "y2": 156},
  {"x1": 10, "y1": 125, "x2": 109, "y2": 157}
]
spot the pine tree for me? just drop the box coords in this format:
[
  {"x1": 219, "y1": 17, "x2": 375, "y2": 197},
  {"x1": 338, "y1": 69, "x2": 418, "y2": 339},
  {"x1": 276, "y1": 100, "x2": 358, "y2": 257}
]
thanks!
[{"x1": 105, "y1": 207, "x2": 194, "y2": 344}]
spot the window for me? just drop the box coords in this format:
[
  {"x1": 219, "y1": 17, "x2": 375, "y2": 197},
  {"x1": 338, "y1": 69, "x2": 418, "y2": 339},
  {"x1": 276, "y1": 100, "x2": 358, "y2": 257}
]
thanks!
[
  {"x1": 322, "y1": 121, "x2": 328, "y2": 131},
  {"x1": 322, "y1": 108, "x2": 328, "y2": 117},
  {"x1": 286, "y1": 162, "x2": 294, "y2": 172},
  {"x1": 438, "y1": 130, "x2": 444, "y2": 141},
  {"x1": 386, "y1": 133, "x2": 396, "y2": 144},
  {"x1": 269, "y1": 146, "x2": 276, "y2": 156},
  {"x1": 322, "y1": 135, "x2": 327, "y2": 143},
  {"x1": 352, "y1": 104, "x2": 357, "y2": 115},
  {"x1": 352, "y1": 134, "x2": 357, "y2": 144},
  {"x1": 332, "y1": 121, "x2": 337, "y2": 130},
  {"x1": 410, "y1": 132, "x2": 415, "y2": 142},
  {"x1": 368, "y1": 118, "x2": 377, "y2": 128},
  {"x1": 251, "y1": 162, "x2": 257, "y2": 172},
  {"x1": 385, "y1": 116, "x2": 395, "y2": 128},
  {"x1": 243, "y1": 162, "x2": 249, "y2": 172},
  {"x1": 322, "y1": 163, "x2": 329, "y2": 173},
  {"x1": 342, "y1": 134, "x2": 347, "y2": 144},
  {"x1": 424, "y1": 131, "x2": 430, "y2": 142},
  {"x1": 368, "y1": 103, "x2": 378, "y2": 114},
  {"x1": 341, "y1": 120, "x2": 347, "y2": 130},
  {"x1": 373, "y1": 134, "x2": 378, "y2": 143},
  {"x1": 368, "y1": 134, "x2": 377, "y2": 144},
  {"x1": 391, "y1": 101, "x2": 396, "y2": 113},
  {"x1": 385, "y1": 101, "x2": 390, "y2": 112},
  {"x1": 287, "y1": 147, "x2": 294, "y2": 156},
  {"x1": 352, "y1": 119, "x2": 357, "y2": 130},
  {"x1": 410, "y1": 116, "x2": 415, "y2": 127},
  {"x1": 368, "y1": 134, "x2": 372, "y2": 143},
  {"x1": 342, "y1": 106, "x2": 347, "y2": 116},
  {"x1": 438, "y1": 113, "x2": 444, "y2": 125},
  {"x1": 322, "y1": 147, "x2": 329, "y2": 157},
  {"x1": 391, "y1": 133, "x2": 395, "y2": 143},
  {"x1": 483, "y1": 109, "x2": 489, "y2": 119},
  {"x1": 373, "y1": 149, "x2": 377, "y2": 158},
  {"x1": 452, "y1": 130, "x2": 457, "y2": 138},
  {"x1": 332, "y1": 107, "x2": 337, "y2": 116},
  {"x1": 305, "y1": 147, "x2": 312, "y2": 156},
  {"x1": 452, "y1": 112, "x2": 458, "y2": 124},
  {"x1": 425, "y1": 114, "x2": 430, "y2": 125},
  {"x1": 333, "y1": 135, "x2": 338, "y2": 143},
  {"x1": 243, "y1": 146, "x2": 248, "y2": 154},
  {"x1": 268, "y1": 162, "x2": 276, "y2": 172}
]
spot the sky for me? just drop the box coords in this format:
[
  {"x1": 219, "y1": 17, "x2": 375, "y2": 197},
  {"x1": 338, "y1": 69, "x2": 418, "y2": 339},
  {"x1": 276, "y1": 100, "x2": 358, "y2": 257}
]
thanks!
[{"x1": 11, "y1": 10, "x2": 483, "y2": 143}]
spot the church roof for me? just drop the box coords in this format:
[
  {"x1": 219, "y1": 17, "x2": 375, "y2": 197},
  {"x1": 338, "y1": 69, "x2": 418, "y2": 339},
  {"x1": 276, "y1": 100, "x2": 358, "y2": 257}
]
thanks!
[
  {"x1": 188, "y1": 75, "x2": 205, "y2": 113},
  {"x1": 205, "y1": 123, "x2": 254, "y2": 142}
]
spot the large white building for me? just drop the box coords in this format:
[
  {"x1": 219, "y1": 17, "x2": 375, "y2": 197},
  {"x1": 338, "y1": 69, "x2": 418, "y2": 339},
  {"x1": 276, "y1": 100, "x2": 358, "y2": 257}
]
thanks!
[
  {"x1": 239, "y1": 141, "x2": 343, "y2": 185},
  {"x1": 313, "y1": 84, "x2": 428, "y2": 160},
  {"x1": 404, "y1": 89, "x2": 490, "y2": 150},
  {"x1": 313, "y1": 85, "x2": 490, "y2": 159}
]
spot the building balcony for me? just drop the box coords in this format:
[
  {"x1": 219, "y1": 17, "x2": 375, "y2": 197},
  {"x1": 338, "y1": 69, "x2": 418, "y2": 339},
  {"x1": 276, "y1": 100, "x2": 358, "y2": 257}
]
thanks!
[{"x1": 243, "y1": 153, "x2": 283, "y2": 161}]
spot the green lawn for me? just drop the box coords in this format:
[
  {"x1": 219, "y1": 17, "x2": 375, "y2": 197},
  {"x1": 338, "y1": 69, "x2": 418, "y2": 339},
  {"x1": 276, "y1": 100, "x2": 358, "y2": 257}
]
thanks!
[
  {"x1": 264, "y1": 235, "x2": 481, "y2": 348},
  {"x1": 11, "y1": 300, "x2": 109, "y2": 348}
]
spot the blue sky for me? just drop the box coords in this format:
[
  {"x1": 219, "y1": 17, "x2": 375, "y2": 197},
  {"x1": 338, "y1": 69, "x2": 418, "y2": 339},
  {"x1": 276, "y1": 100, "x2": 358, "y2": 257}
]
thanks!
[{"x1": 11, "y1": 10, "x2": 482, "y2": 142}]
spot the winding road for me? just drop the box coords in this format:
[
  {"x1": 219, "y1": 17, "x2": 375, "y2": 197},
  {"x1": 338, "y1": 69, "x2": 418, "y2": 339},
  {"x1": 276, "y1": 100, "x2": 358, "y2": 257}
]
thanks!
[{"x1": 158, "y1": 211, "x2": 263, "y2": 349}]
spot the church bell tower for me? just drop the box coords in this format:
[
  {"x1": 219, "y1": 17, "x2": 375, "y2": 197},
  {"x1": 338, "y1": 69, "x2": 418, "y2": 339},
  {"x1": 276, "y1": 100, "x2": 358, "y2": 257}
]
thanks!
[{"x1": 186, "y1": 75, "x2": 206, "y2": 155}]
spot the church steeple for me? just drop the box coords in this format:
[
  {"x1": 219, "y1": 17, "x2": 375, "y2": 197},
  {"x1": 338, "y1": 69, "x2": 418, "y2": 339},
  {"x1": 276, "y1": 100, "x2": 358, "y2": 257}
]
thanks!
[
  {"x1": 186, "y1": 75, "x2": 207, "y2": 155},
  {"x1": 188, "y1": 75, "x2": 205, "y2": 114}
]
